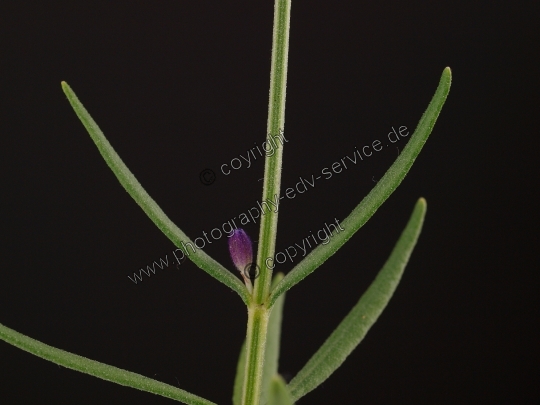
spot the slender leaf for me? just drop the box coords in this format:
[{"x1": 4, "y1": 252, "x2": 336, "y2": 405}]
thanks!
[
  {"x1": 261, "y1": 273, "x2": 286, "y2": 404},
  {"x1": 0, "y1": 322, "x2": 215, "y2": 405},
  {"x1": 233, "y1": 340, "x2": 247, "y2": 405},
  {"x1": 267, "y1": 375, "x2": 294, "y2": 405},
  {"x1": 61, "y1": 82, "x2": 250, "y2": 305},
  {"x1": 287, "y1": 198, "x2": 427, "y2": 401},
  {"x1": 268, "y1": 68, "x2": 451, "y2": 308}
]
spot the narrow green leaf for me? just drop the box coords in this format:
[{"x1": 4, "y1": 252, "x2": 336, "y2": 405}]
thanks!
[
  {"x1": 268, "y1": 68, "x2": 451, "y2": 308},
  {"x1": 267, "y1": 375, "x2": 294, "y2": 405},
  {"x1": 261, "y1": 273, "x2": 286, "y2": 404},
  {"x1": 0, "y1": 322, "x2": 215, "y2": 405},
  {"x1": 61, "y1": 82, "x2": 249, "y2": 305},
  {"x1": 286, "y1": 198, "x2": 427, "y2": 401},
  {"x1": 233, "y1": 340, "x2": 247, "y2": 405}
]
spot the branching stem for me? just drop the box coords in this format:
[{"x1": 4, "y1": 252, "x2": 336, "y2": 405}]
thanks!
[{"x1": 242, "y1": 1, "x2": 291, "y2": 404}]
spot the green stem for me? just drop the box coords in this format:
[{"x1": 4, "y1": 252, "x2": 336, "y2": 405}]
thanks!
[
  {"x1": 241, "y1": 305, "x2": 270, "y2": 405},
  {"x1": 253, "y1": 0, "x2": 291, "y2": 305},
  {"x1": 242, "y1": 1, "x2": 291, "y2": 404}
]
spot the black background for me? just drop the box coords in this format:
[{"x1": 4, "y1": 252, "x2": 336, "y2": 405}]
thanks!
[{"x1": 0, "y1": 1, "x2": 538, "y2": 404}]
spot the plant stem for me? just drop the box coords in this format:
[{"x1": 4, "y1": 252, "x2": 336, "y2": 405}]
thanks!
[
  {"x1": 241, "y1": 305, "x2": 270, "y2": 405},
  {"x1": 242, "y1": 1, "x2": 291, "y2": 404},
  {"x1": 253, "y1": 0, "x2": 291, "y2": 305}
]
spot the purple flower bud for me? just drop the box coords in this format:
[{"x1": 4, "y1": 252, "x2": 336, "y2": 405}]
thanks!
[{"x1": 228, "y1": 229, "x2": 253, "y2": 274}]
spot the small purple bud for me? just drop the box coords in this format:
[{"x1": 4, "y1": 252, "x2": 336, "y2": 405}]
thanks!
[{"x1": 228, "y1": 229, "x2": 253, "y2": 274}]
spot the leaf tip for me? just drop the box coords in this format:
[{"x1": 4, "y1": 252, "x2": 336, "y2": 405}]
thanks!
[
  {"x1": 60, "y1": 81, "x2": 71, "y2": 95},
  {"x1": 416, "y1": 197, "x2": 427, "y2": 216},
  {"x1": 442, "y1": 67, "x2": 452, "y2": 87}
]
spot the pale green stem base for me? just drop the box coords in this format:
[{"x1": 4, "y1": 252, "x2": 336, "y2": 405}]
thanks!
[{"x1": 241, "y1": 305, "x2": 270, "y2": 405}]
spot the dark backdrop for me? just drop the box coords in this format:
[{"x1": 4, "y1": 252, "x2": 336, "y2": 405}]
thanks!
[{"x1": 0, "y1": 1, "x2": 538, "y2": 404}]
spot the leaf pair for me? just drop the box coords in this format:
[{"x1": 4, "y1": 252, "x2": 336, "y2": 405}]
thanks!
[
  {"x1": 0, "y1": 195, "x2": 426, "y2": 405},
  {"x1": 60, "y1": 66, "x2": 451, "y2": 308},
  {"x1": 0, "y1": 65, "x2": 450, "y2": 404}
]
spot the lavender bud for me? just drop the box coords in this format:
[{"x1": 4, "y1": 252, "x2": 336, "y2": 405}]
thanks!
[{"x1": 228, "y1": 229, "x2": 253, "y2": 273}]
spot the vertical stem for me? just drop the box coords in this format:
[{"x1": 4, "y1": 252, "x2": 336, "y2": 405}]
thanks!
[
  {"x1": 242, "y1": 1, "x2": 291, "y2": 405},
  {"x1": 253, "y1": 0, "x2": 292, "y2": 305},
  {"x1": 241, "y1": 305, "x2": 270, "y2": 405}
]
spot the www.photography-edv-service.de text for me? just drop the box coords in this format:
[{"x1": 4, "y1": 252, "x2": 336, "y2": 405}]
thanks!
[{"x1": 129, "y1": 125, "x2": 409, "y2": 284}]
